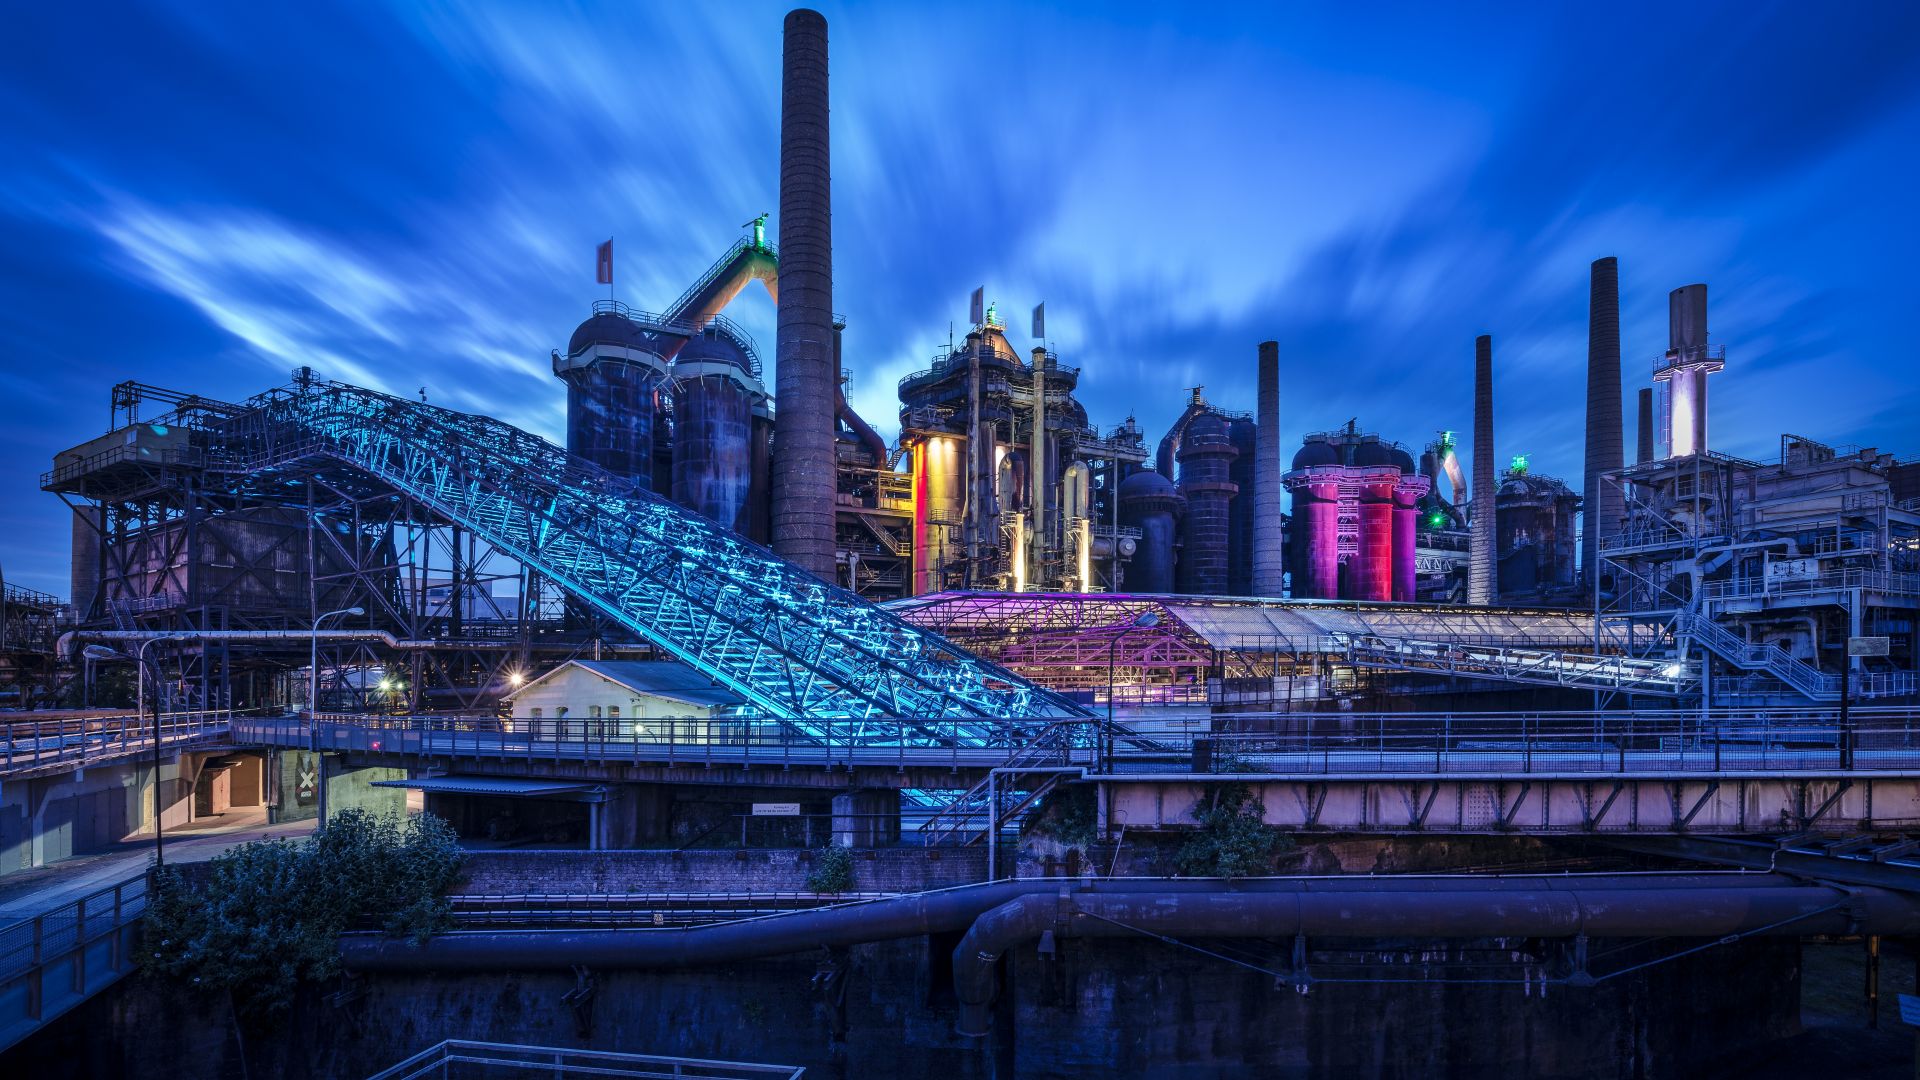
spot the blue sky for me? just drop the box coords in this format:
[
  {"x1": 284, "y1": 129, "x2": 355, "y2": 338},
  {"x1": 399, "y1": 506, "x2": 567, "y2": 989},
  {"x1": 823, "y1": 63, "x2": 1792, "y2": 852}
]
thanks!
[{"x1": 2, "y1": 1, "x2": 1918, "y2": 596}]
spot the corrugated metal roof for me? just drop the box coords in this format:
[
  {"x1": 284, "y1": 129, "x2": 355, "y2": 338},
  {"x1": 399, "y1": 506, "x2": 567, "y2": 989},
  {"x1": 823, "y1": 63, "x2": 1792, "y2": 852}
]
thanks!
[
  {"x1": 515, "y1": 660, "x2": 747, "y2": 707},
  {"x1": 371, "y1": 776, "x2": 603, "y2": 798}
]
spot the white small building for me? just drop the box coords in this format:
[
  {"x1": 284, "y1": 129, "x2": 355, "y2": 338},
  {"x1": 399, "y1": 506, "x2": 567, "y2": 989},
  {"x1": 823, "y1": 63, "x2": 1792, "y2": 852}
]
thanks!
[{"x1": 504, "y1": 660, "x2": 747, "y2": 739}]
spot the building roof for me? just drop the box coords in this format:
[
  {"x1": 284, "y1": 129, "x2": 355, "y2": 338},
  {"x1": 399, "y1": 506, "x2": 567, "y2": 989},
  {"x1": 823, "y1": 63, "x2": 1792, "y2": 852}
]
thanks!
[{"x1": 512, "y1": 660, "x2": 747, "y2": 708}]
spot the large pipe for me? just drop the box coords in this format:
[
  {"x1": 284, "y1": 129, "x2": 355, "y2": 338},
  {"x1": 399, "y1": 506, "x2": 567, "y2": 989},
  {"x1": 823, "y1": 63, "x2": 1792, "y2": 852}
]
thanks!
[
  {"x1": 1252, "y1": 341, "x2": 1284, "y2": 597},
  {"x1": 1637, "y1": 386, "x2": 1655, "y2": 465},
  {"x1": 1468, "y1": 334, "x2": 1495, "y2": 605},
  {"x1": 951, "y1": 883, "x2": 1920, "y2": 1034},
  {"x1": 335, "y1": 873, "x2": 1856, "y2": 975},
  {"x1": 1582, "y1": 256, "x2": 1623, "y2": 588},
  {"x1": 57, "y1": 628, "x2": 463, "y2": 659},
  {"x1": 770, "y1": 9, "x2": 837, "y2": 579}
]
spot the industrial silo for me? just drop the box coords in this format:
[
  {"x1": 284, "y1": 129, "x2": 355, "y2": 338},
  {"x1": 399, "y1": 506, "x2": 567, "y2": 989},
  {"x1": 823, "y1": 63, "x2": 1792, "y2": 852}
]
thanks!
[
  {"x1": 1285, "y1": 438, "x2": 1341, "y2": 599},
  {"x1": 671, "y1": 327, "x2": 764, "y2": 532},
  {"x1": 1226, "y1": 416, "x2": 1258, "y2": 596},
  {"x1": 554, "y1": 311, "x2": 669, "y2": 487},
  {"x1": 1390, "y1": 447, "x2": 1420, "y2": 602},
  {"x1": 1119, "y1": 469, "x2": 1182, "y2": 593},
  {"x1": 1175, "y1": 412, "x2": 1238, "y2": 595},
  {"x1": 1351, "y1": 437, "x2": 1396, "y2": 602}
]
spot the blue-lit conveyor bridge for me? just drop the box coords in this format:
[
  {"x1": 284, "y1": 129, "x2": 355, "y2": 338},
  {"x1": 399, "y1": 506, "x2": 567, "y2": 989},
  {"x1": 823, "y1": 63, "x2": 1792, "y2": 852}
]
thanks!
[{"x1": 213, "y1": 378, "x2": 1088, "y2": 733}]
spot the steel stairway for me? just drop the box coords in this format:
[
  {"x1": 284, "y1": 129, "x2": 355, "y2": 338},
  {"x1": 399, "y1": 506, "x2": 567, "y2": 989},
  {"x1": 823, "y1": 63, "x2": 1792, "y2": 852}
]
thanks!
[
  {"x1": 1679, "y1": 610, "x2": 1917, "y2": 701},
  {"x1": 213, "y1": 378, "x2": 1089, "y2": 729}
]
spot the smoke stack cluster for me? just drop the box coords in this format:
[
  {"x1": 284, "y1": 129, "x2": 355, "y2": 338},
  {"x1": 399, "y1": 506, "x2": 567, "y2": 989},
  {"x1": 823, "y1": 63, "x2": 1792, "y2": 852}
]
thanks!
[
  {"x1": 1468, "y1": 334, "x2": 1495, "y2": 606},
  {"x1": 770, "y1": 9, "x2": 837, "y2": 579},
  {"x1": 1582, "y1": 256, "x2": 1623, "y2": 587},
  {"x1": 1251, "y1": 340, "x2": 1285, "y2": 596}
]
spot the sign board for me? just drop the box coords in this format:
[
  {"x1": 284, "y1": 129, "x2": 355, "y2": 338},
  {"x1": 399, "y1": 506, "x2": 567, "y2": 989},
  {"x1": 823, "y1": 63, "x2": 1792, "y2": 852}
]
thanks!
[
  {"x1": 1766, "y1": 557, "x2": 1821, "y2": 584},
  {"x1": 752, "y1": 802, "x2": 802, "y2": 817},
  {"x1": 1848, "y1": 636, "x2": 1891, "y2": 658},
  {"x1": 1899, "y1": 993, "x2": 1920, "y2": 1027}
]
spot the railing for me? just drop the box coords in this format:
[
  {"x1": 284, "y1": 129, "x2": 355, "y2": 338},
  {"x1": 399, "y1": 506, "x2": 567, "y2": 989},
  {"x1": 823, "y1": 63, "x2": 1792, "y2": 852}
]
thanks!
[
  {"x1": 1703, "y1": 569, "x2": 1920, "y2": 603},
  {"x1": 236, "y1": 715, "x2": 1103, "y2": 774},
  {"x1": 1680, "y1": 612, "x2": 1918, "y2": 700},
  {"x1": 447, "y1": 888, "x2": 897, "y2": 927},
  {"x1": 0, "y1": 873, "x2": 147, "y2": 1052},
  {"x1": 368, "y1": 1039, "x2": 804, "y2": 1080},
  {"x1": 0, "y1": 709, "x2": 235, "y2": 775},
  {"x1": 1158, "y1": 707, "x2": 1920, "y2": 776},
  {"x1": 1651, "y1": 343, "x2": 1727, "y2": 376}
]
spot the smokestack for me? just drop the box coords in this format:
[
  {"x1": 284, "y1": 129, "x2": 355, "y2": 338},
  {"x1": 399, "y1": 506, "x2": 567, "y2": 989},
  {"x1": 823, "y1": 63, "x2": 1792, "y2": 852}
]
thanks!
[
  {"x1": 1252, "y1": 340, "x2": 1285, "y2": 597},
  {"x1": 1637, "y1": 387, "x2": 1654, "y2": 464},
  {"x1": 771, "y1": 9, "x2": 837, "y2": 579},
  {"x1": 1662, "y1": 284, "x2": 1714, "y2": 457},
  {"x1": 1468, "y1": 334, "x2": 1495, "y2": 606},
  {"x1": 1582, "y1": 256, "x2": 1623, "y2": 588}
]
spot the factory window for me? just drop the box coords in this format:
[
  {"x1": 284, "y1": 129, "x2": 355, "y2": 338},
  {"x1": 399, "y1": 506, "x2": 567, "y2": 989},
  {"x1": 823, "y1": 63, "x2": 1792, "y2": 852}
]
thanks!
[
  {"x1": 556, "y1": 707, "x2": 570, "y2": 718},
  {"x1": 607, "y1": 706, "x2": 620, "y2": 718},
  {"x1": 590, "y1": 705, "x2": 603, "y2": 718},
  {"x1": 530, "y1": 708, "x2": 542, "y2": 718}
]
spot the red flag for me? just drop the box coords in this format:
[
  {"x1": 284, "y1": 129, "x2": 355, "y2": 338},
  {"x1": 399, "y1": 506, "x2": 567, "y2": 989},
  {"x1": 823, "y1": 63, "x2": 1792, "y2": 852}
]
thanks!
[{"x1": 596, "y1": 239, "x2": 613, "y2": 285}]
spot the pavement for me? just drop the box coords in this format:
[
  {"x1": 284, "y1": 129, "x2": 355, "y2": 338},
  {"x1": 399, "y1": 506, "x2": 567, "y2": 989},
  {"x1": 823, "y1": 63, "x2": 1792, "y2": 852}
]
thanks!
[{"x1": 0, "y1": 811, "x2": 316, "y2": 925}]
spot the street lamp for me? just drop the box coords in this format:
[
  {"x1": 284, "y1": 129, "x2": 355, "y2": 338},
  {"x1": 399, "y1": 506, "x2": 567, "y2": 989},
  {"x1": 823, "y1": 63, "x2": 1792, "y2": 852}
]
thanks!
[
  {"x1": 1105, "y1": 611, "x2": 1161, "y2": 767},
  {"x1": 310, "y1": 605, "x2": 364, "y2": 832},
  {"x1": 83, "y1": 638, "x2": 183, "y2": 866}
]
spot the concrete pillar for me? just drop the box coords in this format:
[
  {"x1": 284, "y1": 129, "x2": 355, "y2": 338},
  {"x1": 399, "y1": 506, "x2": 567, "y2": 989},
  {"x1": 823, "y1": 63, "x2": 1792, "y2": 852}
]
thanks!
[
  {"x1": 831, "y1": 788, "x2": 899, "y2": 848},
  {"x1": 1469, "y1": 334, "x2": 1496, "y2": 605},
  {"x1": 1583, "y1": 256, "x2": 1623, "y2": 587},
  {"x1": 1252, "y1": 341, "x2": 1285, "y2": 596},
  {"x1": 603, "y1": 784, "x2": 673, "y2": 848},
  {"x1": 770, "y1": 8, "x2": 838, "y2": 578}
]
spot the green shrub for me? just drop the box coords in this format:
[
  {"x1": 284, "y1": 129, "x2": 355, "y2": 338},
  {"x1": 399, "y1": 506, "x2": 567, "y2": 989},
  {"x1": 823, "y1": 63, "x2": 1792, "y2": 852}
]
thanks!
[
  {"x1": 143, "y1": 808, "x2": 464, "y2": 1017},
  {"x1": 806, "y1": 843, "x2": 856, "y2": 894},
  {"x1": 1175, "y1": 783, "x2": 1289, "y2": 878},
  {"x1": 1021, "y1": 785, "x2": 1097, "y2": 848}
]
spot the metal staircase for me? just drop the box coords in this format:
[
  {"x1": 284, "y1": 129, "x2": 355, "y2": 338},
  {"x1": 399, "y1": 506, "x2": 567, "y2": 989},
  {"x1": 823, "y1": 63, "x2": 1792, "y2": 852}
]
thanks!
[
  {"x1": 1679, "y1": 610, "x2": 1917, "y2": 701},
  {"x1": 215, "y1": 378, "x2": 1088, "y2": 728}
]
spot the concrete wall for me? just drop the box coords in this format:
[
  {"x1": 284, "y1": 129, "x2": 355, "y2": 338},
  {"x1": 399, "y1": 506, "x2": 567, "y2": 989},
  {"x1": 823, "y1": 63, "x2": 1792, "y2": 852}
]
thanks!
[
  {"x1": 506, "y1": 665, "x2": 713, "y2": 731},
  {"x1": 271, "y1": 752, "x2": 408, "y2": 825},
  {"x1": 0, "y1": 753, "x2": 236, "y2": 878}
]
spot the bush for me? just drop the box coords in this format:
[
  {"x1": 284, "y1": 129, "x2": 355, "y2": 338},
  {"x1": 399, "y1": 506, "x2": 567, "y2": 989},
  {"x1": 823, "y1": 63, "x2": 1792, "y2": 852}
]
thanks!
[
  {"x1": 143, "y1": 808, "x2": 463, "y2": 1017},
  {"x1": 1175, "y1": 783, "x2": 1289, "y2": 878},
  {"x1": 1021, "y1": 785, "x2": 1097, "y2": 848},
  {"x1": 806, "y1": 844, "x2": 856, "y2": 894}
]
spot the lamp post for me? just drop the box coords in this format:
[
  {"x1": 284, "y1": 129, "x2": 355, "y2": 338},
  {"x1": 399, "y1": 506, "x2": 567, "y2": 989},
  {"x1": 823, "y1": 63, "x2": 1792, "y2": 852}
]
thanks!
[
  {"x1": 310, "y1": 606, "x2": 364, "y2": 833},
  {"x1": 83, "y1": 638, "x2": 181, "y2": 866},
  {"x1": 1104, "y1": 611, "x2": 1161, "y2": 768}
]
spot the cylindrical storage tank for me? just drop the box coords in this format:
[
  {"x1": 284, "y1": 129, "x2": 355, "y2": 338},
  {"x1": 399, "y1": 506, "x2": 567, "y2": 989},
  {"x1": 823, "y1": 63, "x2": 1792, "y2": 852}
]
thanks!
[
  {"x1": 1352, "y1": 438, "x2": 1396, "y2": 603},
  {"x1": 1119, "y1": 470, "x2": 1182, "y2": 593},
  {"x1": 912, "y1": 436, "x2": 964, "y2": 594},
  {"x1": 671, "y1": 329, "x2": 758, "y2": 530},
  {"x1": 1226, "y1": 417, "x2": 1258, "y2": 596},
  {"x1": 1175, "y1": 413, "x2": 1238, "y2": 596},
  {"x1": 559, "y1": 313, "x2": 666, "y2": 487},
  {"x1": 1286, "y1": 439, "x2": 1341, "y2": 600},
  {"x1": 1391, "y1": 449, "x2": 1419, "y2": 603}
]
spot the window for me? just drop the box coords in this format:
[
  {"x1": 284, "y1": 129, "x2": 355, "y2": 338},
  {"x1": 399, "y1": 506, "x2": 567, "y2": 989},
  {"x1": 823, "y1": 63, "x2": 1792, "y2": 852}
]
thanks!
[
  {"x1": 530, "y1": 707, "x2": 543, "y2": 718},
  {"x1": 607, "y1": 706, "x2": 620, "y2": 718},
  {"x1": 556, "y1": 707, "x2": 570, "y2": 718},
  {"x1": 590, "y1": 705, "x2": 603, "y2": 718}
]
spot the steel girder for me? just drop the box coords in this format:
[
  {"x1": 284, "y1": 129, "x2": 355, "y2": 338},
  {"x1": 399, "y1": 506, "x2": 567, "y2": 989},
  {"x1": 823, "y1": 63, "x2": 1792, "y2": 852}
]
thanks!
[{"x1": 213, "y1": 381, "x2": 1086, "y2": 724}]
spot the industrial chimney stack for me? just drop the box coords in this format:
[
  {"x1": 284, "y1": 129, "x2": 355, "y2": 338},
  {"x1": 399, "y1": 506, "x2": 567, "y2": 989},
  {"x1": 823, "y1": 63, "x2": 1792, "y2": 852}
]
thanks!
[
  {"x1": 1252, "y1": 340, "x2": 1285, "y2": 596},
  {"x1": 1468, "y1": 334, "x2": 1495, "y2": 606},
  {"x1": 1582, "y1": 256, "x2": 1623, "y2": 587},
  {"x1": 1659, "y1": 284, "x2": 1719, "y2": 458},
  {"x1": 771, "y1": 9, "x2": 837, "y2": 579},
  {"x1": 1637, "y1": 387, "x2": 1655, "y2": 465}
]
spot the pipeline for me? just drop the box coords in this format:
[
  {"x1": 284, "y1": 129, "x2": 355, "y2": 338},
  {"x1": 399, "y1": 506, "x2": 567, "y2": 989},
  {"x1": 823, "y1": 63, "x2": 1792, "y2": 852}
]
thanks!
[
  {"x1": 950, "y1": 881, "x2": 1920, "y2": 1035},
  {"x1": 55, "y1": 628, "x2": 481, "y2": 660},
  {"x1": 333, "y1": 873, "x2": 1893, "y2": 982}
]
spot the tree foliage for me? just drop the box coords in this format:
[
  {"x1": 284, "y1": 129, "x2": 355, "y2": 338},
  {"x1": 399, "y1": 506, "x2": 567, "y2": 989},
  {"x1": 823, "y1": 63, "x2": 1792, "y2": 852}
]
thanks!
[
  {"x1": 143, "y1": 808, "x2": 464, "y2": 1017},
  {"x1": 1175, "y1": 783, "x2": 1289, "y2": 878},
  {"x1": 1021, "y1": 784, "x2": 1097, "y2": 848}
]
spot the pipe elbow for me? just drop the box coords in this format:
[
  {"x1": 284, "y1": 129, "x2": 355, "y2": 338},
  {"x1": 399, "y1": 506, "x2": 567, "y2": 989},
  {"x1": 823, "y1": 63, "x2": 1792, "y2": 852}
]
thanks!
[{"x1": 952, "y1": 893, "x2": 1059, "y2": 1037}]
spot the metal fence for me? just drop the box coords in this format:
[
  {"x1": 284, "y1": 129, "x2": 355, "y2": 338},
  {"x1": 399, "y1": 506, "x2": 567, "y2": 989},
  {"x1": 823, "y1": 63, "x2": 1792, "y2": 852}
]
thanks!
[
  {"x1": 367, "y1": 1040, "x2": 804, "y2": 1080},
  {"x1": 0, "y1": 873, "x2": 147, "y2": 986},
  {"x1": 0, "y1": 710, "x2": 234, "y2": 775}
]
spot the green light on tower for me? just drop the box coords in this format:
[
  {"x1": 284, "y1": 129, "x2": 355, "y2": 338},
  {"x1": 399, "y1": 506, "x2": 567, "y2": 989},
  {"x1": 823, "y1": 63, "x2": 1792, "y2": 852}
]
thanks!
[{"x1": 1510, "y1": 454, "x2": 1529, "y2": 475}]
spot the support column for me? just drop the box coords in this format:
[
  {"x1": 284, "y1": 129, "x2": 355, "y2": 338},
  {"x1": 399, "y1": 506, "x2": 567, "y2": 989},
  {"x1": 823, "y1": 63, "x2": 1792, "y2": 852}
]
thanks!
[{"x1": 831, "y1": 788, "x2": 899, "y2": 848}]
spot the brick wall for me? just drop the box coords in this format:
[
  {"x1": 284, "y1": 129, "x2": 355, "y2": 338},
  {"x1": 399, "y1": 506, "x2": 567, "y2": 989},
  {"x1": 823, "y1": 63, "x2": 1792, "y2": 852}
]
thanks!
[{"x1": 456, "y1": 847, "x2": 986, "y2": 895}]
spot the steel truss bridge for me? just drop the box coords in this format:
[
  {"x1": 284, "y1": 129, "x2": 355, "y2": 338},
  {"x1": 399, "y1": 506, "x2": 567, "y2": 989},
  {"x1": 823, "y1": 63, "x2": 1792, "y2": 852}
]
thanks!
[{"x1": 52, "y1": 376, "x2": 1086, "y2": 731}]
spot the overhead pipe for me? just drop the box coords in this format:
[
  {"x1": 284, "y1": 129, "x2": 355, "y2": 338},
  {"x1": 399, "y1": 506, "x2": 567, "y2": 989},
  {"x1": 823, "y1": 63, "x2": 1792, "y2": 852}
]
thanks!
[
  {"x1": 54, "y1": 627, "x2": 472, "y2": 660},
  {"x1": 334, "y1": 874, "x2": 1893, "y2": 981}
]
